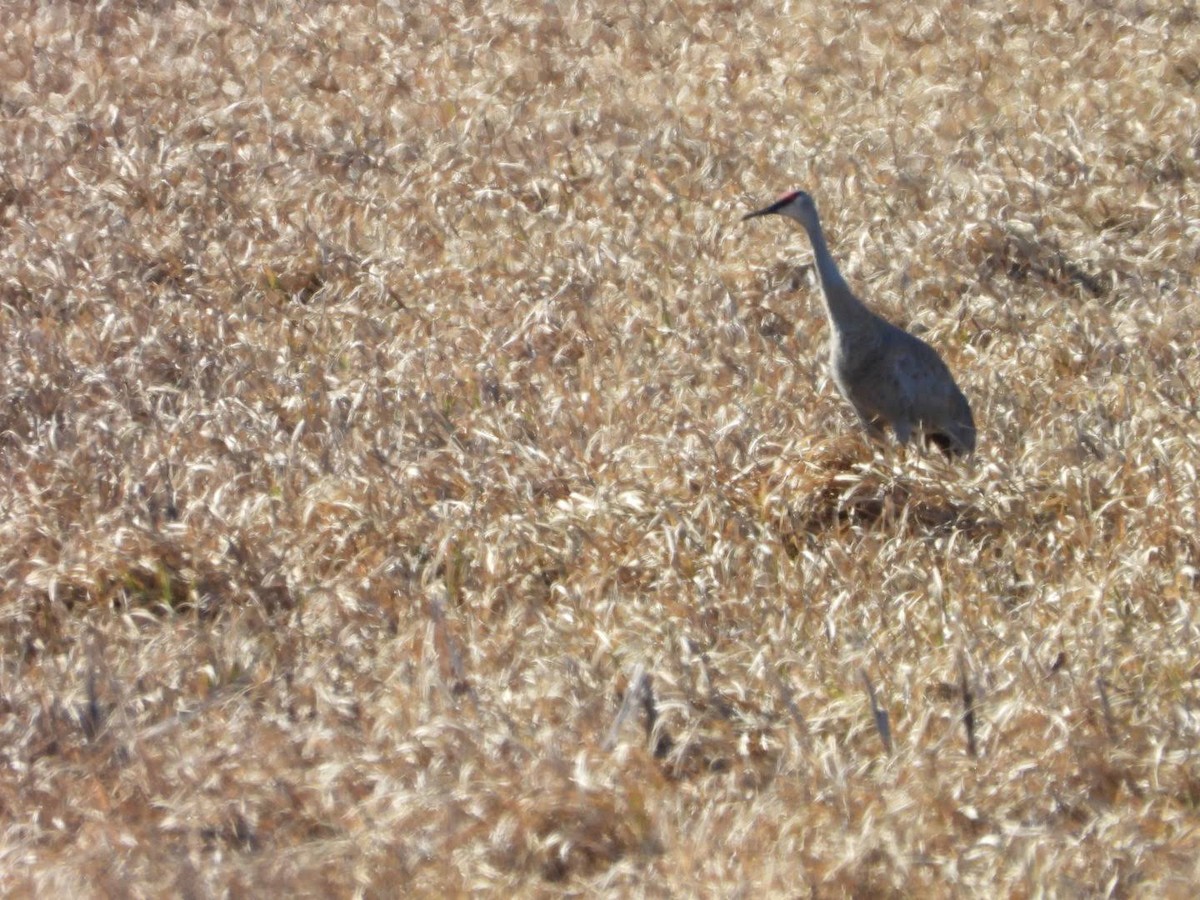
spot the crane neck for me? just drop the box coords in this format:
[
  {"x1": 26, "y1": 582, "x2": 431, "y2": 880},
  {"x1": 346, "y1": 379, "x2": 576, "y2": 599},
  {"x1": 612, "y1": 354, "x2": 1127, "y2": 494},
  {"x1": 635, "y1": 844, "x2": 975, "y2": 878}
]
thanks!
[{"x1": 798, "y1": 216, "x2": 874, "y2": 334}]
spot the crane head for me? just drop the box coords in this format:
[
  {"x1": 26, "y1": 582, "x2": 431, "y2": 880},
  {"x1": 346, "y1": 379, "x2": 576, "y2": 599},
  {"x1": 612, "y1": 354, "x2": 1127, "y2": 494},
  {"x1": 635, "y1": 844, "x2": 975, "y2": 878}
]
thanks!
[{"x1": 742, "y1": 190, "x2": 819, "y2": 229}]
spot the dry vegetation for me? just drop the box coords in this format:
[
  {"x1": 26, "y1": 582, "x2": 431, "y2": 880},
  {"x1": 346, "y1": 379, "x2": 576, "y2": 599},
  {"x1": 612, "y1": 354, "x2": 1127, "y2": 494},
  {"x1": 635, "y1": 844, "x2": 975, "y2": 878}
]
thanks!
[{"x1": 1, "y1": 0, "x2": 1198, "y2": 894}]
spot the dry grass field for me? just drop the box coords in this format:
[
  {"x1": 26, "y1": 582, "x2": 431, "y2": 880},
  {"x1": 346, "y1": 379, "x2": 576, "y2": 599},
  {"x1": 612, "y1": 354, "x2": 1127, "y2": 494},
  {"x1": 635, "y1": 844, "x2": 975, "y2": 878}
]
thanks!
[{"x1": 1, "y1": 0, "x2": 1198, "y2": 895}]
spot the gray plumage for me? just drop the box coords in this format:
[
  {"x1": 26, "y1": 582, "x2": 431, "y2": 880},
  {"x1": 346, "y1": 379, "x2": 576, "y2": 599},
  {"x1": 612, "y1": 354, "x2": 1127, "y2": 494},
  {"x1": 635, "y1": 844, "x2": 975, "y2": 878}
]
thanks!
[{"x1": 743, "y1": 190, "x2": 976, "y2": 456}]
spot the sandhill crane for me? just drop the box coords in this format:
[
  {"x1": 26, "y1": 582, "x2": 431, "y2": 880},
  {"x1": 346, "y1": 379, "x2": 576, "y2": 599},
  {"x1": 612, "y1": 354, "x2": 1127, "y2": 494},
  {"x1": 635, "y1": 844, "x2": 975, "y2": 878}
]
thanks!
[{"x1": 743, "y1": 190, "x2": 976, "y2": 456}]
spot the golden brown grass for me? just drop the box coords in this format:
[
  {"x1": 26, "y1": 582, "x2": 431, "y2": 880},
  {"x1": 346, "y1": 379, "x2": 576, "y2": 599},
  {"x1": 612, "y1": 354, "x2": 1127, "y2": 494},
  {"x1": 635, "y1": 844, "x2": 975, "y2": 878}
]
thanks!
[{"x1": 1, "y1": 0, "x2": 1199, "y2": 894}]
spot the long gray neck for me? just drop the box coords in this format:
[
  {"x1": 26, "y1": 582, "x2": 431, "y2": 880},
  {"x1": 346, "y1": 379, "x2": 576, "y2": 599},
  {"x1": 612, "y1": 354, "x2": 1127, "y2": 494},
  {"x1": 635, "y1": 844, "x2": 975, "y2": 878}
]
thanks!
[{"x1": 798, "y1": 215, "x2": 875, "y2": 335}]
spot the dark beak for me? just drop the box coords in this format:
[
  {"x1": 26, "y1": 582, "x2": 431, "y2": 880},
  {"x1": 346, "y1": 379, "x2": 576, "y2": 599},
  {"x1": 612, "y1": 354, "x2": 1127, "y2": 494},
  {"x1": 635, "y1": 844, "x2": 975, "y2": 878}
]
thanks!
[{"x1": 741, "y1": 197, "x2": 788, "y2": 221}]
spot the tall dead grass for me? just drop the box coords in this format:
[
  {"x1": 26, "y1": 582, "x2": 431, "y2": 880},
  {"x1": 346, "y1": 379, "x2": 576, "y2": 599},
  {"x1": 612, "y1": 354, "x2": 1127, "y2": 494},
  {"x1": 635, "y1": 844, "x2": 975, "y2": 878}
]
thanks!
[{"x1": 0, "y1": 0, "x2": 1198, "y2": 894}]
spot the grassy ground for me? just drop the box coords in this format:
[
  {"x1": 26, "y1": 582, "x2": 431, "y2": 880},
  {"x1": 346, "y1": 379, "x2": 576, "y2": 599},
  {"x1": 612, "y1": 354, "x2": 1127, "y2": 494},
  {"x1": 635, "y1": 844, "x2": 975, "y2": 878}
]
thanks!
[{"x1": 1, "y1": 0, "x2": 1199, "y2": 894}]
